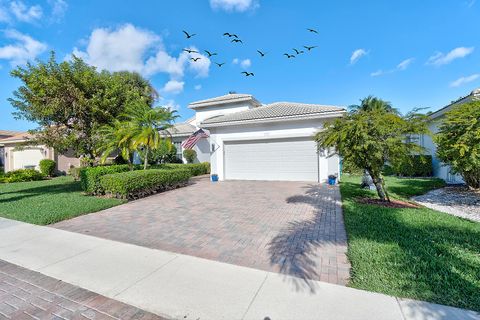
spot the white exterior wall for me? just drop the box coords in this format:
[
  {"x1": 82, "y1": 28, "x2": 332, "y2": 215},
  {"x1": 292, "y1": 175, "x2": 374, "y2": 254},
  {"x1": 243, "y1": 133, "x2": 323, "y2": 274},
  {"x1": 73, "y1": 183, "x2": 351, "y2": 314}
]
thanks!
[
  {"x1": 193, "y1": 101, "x2": 256, "y2": 125},
  {"x1": 208, "y1": 118, "x2": 339, "y2": 182},
  {"x1": 3, "y1": 144, "x2": 53, "y2": 172},
  {"x1": 422, "y1": 119, "x2": 464, "y2": 184}
]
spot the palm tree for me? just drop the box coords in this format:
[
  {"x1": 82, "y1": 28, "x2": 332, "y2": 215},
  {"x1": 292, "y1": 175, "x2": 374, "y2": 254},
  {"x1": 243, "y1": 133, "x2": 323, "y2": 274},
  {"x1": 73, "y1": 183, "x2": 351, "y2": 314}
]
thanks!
[
  {"x1": 97, "y1": 119, "x2": 135, "y2": 167},
  {"x1": 349, "y1": 96, "x2": 398, "y2": 114},
  {"x1": 125, "y1": 102, "x2": 178, "y2": 170}
]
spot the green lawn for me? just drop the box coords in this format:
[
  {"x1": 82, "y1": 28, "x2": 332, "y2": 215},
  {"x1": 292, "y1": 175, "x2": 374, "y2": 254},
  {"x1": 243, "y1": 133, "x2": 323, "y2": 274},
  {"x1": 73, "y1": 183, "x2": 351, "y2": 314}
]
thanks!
[
  {"x1": 0, "y1": 176, "x2": 125, "y2": 225},
  {"x1": 341, "y1": 175, "x2": 480, "y2": 311}
]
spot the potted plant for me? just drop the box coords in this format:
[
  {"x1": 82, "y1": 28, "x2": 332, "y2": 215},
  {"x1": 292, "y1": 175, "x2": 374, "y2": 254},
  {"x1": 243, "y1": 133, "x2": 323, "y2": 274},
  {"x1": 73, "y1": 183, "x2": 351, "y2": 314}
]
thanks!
[{"x1": 328, "y1": 174, "x2": 337, "y2": 185}]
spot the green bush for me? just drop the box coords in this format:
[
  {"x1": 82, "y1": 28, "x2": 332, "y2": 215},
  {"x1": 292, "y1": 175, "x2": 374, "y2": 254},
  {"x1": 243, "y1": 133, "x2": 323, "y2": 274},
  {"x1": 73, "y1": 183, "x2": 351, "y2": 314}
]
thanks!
[
  {"x1": 151, "y1": 162, "x2": 210, "y2": 176},
  {"x1": 183, "y1": 149, "x2": 197, "y2": 163},
  {"x1": 392, "y1": 155, "x2": 433, "y2": 177},
  {"x1": 100, "y1": 168, "x2": 191, "y2": 199},
  {"x1": 39, "y1": 159, "x2": 56, "y2": 177},
  {"x1": 0, "y1": 169, "x2": 45, "y2": 183},
  {"x1": 80, "y1": 164, "x2": 132, "y2": 194}
]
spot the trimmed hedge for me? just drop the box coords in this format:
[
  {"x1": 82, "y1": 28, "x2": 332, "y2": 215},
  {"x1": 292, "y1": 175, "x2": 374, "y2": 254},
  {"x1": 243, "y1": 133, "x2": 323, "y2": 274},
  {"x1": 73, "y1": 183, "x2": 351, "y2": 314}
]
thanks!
[
  {"x1": 0, "y1": 169, "x2": 45, "y2": 183},
  {"x1": 80, "y1": 164, "x2": 132, "y2": 194},
  {"x1": 151, "y1": 162, "x2": 210, "y2": 176},
  {"x1": 100, "y1": 168, "x2": 191, "y2": 199},
  {"x1": 392, "y1": 155, "x2": 433, "y2": 177},
  {"x1": 39, "y1": 159, "x2": 56, "y2": 177}
]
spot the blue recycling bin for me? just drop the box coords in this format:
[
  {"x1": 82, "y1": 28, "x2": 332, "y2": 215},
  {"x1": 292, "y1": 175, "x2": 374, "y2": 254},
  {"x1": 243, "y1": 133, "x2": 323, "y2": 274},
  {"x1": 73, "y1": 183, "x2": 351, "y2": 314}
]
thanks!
[
  {"x1": 211, "y1": 174, "x2": 219, "y2": 182},
  {"x1": 328, "y1": 176, "x2": 337, "y2": 185}
]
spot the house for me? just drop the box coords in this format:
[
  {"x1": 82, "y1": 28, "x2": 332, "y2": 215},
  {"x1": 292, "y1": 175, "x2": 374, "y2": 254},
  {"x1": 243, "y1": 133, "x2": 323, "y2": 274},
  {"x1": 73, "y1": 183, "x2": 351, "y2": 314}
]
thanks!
[
  {"x1": 0, "y1": 132, "x2": 80, "y2": 174},
  {"x1": 171, "y1": 93, "x2": 346, "y2": 182},
  {"x1": 0, "y1": 130, "x2": 22, "y2": 169},
  {"x1": 420, "y1": 87, "x2": 480, "y2": 184}
]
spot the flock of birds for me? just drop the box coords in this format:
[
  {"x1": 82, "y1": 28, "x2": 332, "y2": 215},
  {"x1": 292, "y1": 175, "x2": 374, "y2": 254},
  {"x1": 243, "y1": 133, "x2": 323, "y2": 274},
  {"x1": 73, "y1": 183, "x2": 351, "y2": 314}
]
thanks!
[{"x1": 181, "y1": 28, "x2": 319, "y2": 77}]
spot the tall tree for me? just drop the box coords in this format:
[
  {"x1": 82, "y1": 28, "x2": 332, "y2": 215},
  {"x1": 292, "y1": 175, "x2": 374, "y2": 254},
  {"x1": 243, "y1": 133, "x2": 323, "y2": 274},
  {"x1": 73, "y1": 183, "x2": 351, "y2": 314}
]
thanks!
[
  {"x1": 315, "y1": 96, "x2": 428, "y2": 201},
  {"x1": 434, "y1": 100, "x2": 480, "y2": 189},
  {"x1": 125, "y1": 102, "x2": 178, "y2": 170},
  {"x1": 9, "y1": 52, "x2": 156, "y2": 161}
]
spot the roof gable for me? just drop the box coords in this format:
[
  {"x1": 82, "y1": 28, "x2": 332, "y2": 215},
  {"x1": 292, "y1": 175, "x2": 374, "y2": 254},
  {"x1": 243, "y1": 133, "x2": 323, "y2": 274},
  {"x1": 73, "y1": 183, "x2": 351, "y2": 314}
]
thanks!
[{"x1": 189, "y1": 93, "x2": 261, "y2": 109}]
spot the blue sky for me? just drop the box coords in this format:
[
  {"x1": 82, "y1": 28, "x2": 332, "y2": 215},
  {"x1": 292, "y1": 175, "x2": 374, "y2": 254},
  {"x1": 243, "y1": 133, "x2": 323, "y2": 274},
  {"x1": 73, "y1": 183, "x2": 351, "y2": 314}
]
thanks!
[{"x1": 0, "y1": 0, "x2": 479, "y2": 131}]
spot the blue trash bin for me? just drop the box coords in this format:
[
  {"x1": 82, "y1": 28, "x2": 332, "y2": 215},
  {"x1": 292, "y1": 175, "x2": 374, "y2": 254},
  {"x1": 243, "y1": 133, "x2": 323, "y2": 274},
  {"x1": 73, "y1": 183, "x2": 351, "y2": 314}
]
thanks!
[
  {"x1": 328, "y1": 175, "x2": 337, "y2": 185},
  {"x1": 211, "y1": 174, "x2": 219, "y2": 182}
]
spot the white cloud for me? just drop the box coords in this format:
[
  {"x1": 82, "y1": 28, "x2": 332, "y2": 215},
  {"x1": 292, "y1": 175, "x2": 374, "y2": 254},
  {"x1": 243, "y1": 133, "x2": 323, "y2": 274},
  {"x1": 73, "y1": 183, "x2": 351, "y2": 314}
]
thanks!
[
  {"x1": 73, "y1": 24, "x2": 210, "y2": 80},
  {"x1": 370, "y1": 70, "x2": 384, "y2": 77},
  {"x1": 161, "y1": 79, "x2": 184, "y2": 94},
  {"x1": 0, "y1": 29, "x2": 47, "y2": 65},
  {"x1": 449, "y1": 74, "x2": 479, "y2": 87},
  {"x1": 233, "y1": 58, "x2": 251, "y2": 69},
  {"x1": 371, "y1": 57, "x2": 415, "y2": 77},
  {"x1": 240, "y1": 58, "x2": 251, "y2": 69},
  {"x1": 210, "y1": 0, "x2": 259, "y2": 12},
  {"x1": 427, "y1": 47, "x2": 474, "y2": 66},
  {"x1": 350, "y1": 49, "x2": 367, "y2": 65},
  {"x1": 48, "y1": 0, "x2": 67, "y2": 22},
  {"x1": 159, "y1": 98, "x2": 181, "y2": 111},
  {"x1": 194, "y1": 84, "x2": 202, "y2": 90},
  {"x1": 10, "y1": 1, "x2": 42, "y2": 23},
  {"x1": 397, "y1": 58, "x2": 414, "y2": 70}
]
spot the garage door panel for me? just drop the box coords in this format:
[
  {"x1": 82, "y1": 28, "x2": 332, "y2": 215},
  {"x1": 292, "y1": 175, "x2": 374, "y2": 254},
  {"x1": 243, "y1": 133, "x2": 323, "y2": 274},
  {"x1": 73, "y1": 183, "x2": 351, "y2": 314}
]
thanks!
[
  {"x1": 13, "y1": 148, "x2": 44, "y2": 170},
  {"x1": 224, "y1": 138, "x2": 318, "y2": 182}
]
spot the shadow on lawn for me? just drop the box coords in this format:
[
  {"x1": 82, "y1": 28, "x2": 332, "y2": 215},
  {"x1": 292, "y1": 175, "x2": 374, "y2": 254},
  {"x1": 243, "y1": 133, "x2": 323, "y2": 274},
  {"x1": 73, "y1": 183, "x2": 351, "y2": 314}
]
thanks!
[
  {"x1": 0, "y1": 179, "x2": 82, "y2": 203},
  {"x1": 341, "y1": 180, "x2": 480, "y2": 312},
  {"x1": 267, "y1": 184, "x2": 347, "y2": 293}
]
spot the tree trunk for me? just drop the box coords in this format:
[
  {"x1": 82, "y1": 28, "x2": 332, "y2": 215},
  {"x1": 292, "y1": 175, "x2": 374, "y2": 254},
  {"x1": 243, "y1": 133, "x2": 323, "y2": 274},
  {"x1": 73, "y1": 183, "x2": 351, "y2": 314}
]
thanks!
[
  {"x1": 367, "y1": 170, "x2": 389, "y2": 201},
  {"x1": 143, "y1": 146, "x2": 149, "y2": 170}
]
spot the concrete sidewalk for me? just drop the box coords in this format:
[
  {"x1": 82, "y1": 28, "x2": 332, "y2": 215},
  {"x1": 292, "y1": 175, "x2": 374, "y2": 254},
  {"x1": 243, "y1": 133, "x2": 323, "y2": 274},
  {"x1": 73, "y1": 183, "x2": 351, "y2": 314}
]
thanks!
[{"x1": 0, "y1": 218, "x2": 478, "y2": 320}]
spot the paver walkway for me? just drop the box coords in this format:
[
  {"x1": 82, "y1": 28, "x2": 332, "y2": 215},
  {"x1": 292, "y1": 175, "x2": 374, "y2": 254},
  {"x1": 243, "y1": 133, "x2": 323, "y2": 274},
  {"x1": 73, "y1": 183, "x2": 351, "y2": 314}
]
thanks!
[
  {"x1": 1, "y1": 218, "x2": 478, "y2": 320},
  {"x1": 55, "y1": 179, "x2": 350, "y2": 285},
  {"x1": 0, "y1": 260, "x2": 165, "y2": 320}
]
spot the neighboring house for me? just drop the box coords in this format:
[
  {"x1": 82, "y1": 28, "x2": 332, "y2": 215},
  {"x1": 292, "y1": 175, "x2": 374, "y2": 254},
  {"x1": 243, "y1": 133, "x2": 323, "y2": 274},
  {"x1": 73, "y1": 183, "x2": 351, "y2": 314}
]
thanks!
[
  {"x1": 420, "y1": 87, "x2": 480, "y2": 184},
  {"x1": 0, "y1": 132, "x2": 80, "y2": 174},
  {"x1": 0, "y1": 130, "x2": 22, "y2": 169},
  {"x1": 172, "y1": 93, "x2": 346, "y2": 182}
]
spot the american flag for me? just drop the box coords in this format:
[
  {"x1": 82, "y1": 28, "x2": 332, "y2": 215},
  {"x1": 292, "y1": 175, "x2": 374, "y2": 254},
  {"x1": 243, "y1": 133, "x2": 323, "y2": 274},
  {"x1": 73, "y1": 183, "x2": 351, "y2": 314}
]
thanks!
[{"x1": 181, "y1": 129, "x2": 210, "y2": 149}]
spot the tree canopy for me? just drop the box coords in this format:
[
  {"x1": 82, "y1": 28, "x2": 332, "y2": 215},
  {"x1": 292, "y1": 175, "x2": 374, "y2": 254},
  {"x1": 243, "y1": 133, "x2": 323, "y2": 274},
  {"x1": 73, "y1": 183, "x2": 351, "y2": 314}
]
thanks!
[
  {"x1": 315, "y1": 96, "x2": 428, "y2": 201},
  {"x1": 9, "y1": 52, "x2": 157, "y2": 160},
  {"x1": 434, "y1": 100, "x2": 480, "y2": 189}
]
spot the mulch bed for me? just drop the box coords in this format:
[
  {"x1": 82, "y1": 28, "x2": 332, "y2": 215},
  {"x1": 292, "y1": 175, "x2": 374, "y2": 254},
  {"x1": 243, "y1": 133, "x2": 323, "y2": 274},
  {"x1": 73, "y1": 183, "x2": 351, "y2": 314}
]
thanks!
[{"x1": 356, "y1": 197, "x2": 420, "y2": 209}]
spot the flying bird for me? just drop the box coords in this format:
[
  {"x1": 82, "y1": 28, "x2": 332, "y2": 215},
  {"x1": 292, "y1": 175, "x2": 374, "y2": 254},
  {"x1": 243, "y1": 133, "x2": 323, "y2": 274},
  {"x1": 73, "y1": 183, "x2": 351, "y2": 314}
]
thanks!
[
  {"x1": 303, "y1": 45, "x2": 317, "y2": 51},
  {"x1": 257, "y1": 50, "x2": 266, "y2": 57},
  {"x1": 284, "y1": 53, "x2": 296, "y2": 58},
  {"x1": 190, "y1": 57, "x2": 202, "y2": 62},
  {"x1": 183, "y1": 49, "x2": 198, "y2": 54},
  {"x1": 241, "y1": 71, "x2": 254, "y2": 76},
  {"x1": 182, "y1": 30, "x2": 196, "y2": 38},
  {"x1": 307, "y1": 28, "x2": 318, "y2": 34},
  {"x1": 231, "y1": 39, "x2": 243, "y2": 43},
  {"x1": 223, "y1": 32, "x2": 239, "y2": 38},
  {"x1": 293, "y1": 48, "x2": 304, "y2": 55},
  {"x1": 204, "y1": 50, "x2": 218, "y2": 57},
  {"x1": 215, "y1": 62, "x2": 225, "y2": 67}
]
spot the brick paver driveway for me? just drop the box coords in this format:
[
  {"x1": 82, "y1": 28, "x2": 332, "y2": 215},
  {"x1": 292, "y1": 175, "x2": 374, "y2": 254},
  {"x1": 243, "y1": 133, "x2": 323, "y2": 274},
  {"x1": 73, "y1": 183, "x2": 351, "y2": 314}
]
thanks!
[{"x1": 54, "y1": 178, "x2": 350, "y2": 285}]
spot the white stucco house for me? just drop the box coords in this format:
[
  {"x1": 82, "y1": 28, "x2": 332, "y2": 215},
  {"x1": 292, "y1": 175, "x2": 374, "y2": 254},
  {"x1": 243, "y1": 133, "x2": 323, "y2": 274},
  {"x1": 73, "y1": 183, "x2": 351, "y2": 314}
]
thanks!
[
  {"x1": 420, "y1": 87, "x2": 480, "y2": 184},
  {"x1": 170, "y1": 93, "x2": 346, "y2": 182}
]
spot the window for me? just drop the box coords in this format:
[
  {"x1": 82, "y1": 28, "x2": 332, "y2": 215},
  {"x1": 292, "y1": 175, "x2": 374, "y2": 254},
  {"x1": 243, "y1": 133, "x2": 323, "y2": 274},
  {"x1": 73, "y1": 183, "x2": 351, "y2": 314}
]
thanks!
[{"x1": 173, "y1": 141, "x2": 183, "y2": 160}]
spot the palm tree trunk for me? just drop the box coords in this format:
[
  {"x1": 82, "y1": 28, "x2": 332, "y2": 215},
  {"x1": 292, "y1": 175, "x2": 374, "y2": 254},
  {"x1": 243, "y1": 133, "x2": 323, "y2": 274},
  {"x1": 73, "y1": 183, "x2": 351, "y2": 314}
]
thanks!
[{"x1": 143, "y1": 146, "x2": 149, "y2": 170}]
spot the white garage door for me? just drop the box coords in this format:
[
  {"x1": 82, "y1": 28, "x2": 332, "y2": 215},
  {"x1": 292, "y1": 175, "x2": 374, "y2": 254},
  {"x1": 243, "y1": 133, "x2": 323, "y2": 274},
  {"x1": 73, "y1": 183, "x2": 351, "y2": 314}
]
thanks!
[
  {"x1": 13, "y1": 148, "x2": 44, "y2": 170},
  {"x1": 224, "y1": 138, "x2": 319, "y2": 182}
]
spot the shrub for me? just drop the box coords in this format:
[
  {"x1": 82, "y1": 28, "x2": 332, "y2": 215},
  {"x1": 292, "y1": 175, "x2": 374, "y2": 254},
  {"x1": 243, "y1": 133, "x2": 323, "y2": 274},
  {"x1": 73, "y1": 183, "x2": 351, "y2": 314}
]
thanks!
[
  {"x1": 80, "y1": 164, "x2": 132, "y2": 194},
  {"x1": 39, "y1": 159, "x2": 56, "y2": 177},
  {"x1": 435, "y1": 101, "x2": 480, "y2": 189},
  {"x1": 151, "y1": 162, "x2": 210, "y2": 176},
  {"x1": 100, "y1": 168, "x2": 191, "y2": 199},
  {"x1": 392, "y1": 155, "x2": 433, "y2": 177},
  {"x1": 0, "y1": 169, "x2": 45, "y2": 183},
  {"x1": 183, "y1": 149, "x2": 196, "y2": 163}
]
